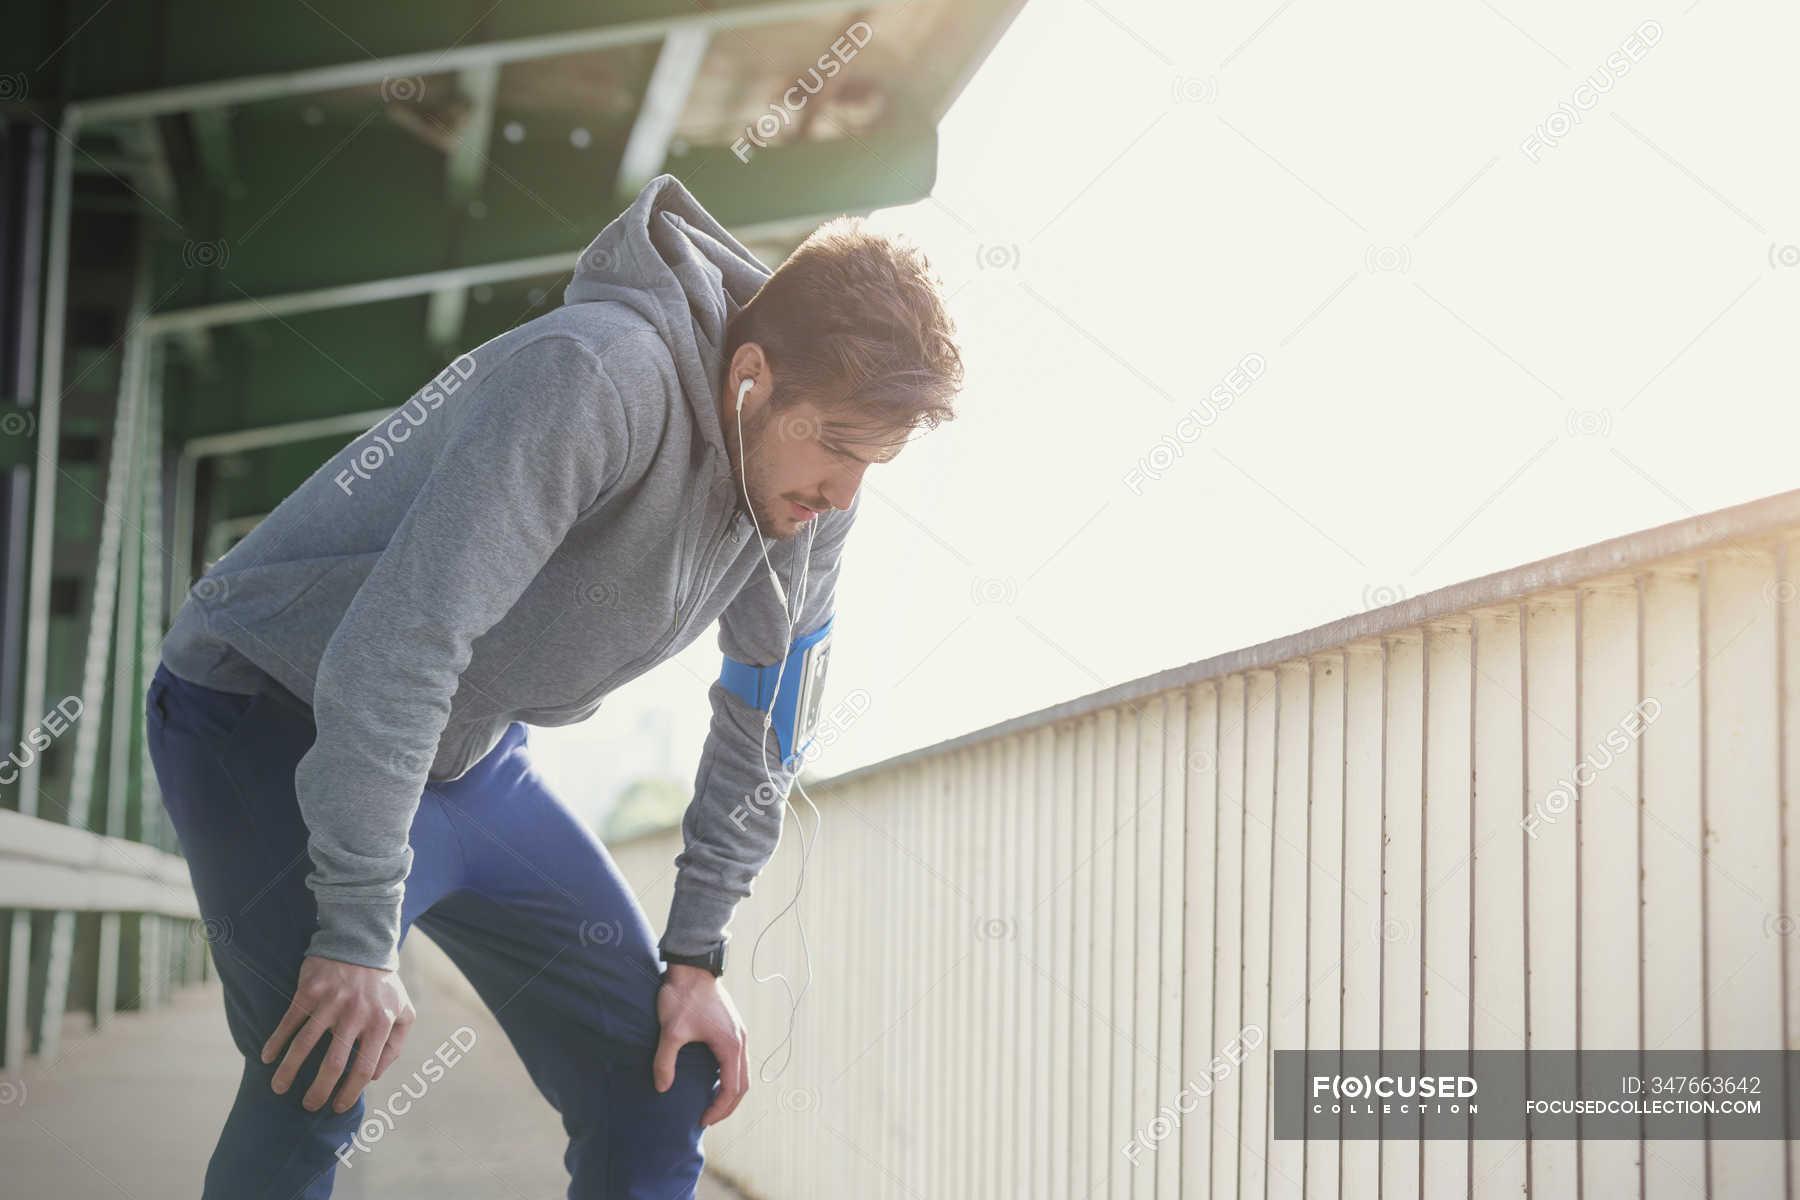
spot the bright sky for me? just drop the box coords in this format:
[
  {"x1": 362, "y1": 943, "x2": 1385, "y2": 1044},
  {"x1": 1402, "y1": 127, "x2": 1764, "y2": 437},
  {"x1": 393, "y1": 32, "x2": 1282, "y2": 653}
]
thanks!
[{"x1": 532, "y1": 0, "x2": 1798, "y2": 825}]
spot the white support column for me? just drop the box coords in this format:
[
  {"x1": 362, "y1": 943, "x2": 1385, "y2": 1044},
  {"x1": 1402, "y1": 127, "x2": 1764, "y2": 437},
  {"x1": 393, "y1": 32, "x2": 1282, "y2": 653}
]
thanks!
[
  {"x1": 6, "y1": 109, "x2": 77, "y2": 1078},
  {"x1": 37, "y1": 233, "x2": 151, "y2": 1063},
  {"x1": 615, "y1": 26, "x2": 712, "y2": 198},
  {"x1": 138, "y1": 338, "x2": 169, "y2": 853}
]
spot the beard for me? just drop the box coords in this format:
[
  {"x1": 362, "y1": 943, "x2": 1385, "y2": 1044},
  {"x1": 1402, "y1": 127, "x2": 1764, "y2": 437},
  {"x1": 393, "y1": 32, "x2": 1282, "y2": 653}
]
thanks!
[{"x1": 729, "y1": 402, "x2": 807, "y2": 541}]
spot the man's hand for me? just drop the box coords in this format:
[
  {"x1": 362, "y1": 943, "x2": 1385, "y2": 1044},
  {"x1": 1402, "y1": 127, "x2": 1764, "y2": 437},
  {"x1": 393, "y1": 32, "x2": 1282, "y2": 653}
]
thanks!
[
  {"x1": 653, "y1": 963, "x2": 748, "y2": 1127},
  {"x1": 261, "y1": 953, "x2": 416, "y2": 1115}
]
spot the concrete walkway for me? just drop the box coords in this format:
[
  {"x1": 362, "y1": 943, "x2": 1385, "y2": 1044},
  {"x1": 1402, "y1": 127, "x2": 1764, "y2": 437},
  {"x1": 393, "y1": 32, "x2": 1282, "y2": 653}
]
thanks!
[{"x1": 0, "y1": 930, "x2": 754, "y2": 1198}]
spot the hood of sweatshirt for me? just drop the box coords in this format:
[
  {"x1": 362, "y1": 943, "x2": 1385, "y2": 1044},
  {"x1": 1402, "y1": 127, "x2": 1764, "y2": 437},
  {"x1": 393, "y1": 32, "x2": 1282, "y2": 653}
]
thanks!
[{"x1": 562, "y1": 174, "x2": 773, "y2": 462}]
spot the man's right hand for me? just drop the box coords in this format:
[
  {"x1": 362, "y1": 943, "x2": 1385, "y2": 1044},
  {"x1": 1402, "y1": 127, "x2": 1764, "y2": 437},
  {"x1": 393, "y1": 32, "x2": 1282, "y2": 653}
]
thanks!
[{"x1": 262, "y1": 953, "x2": 417, "y2": 1115}]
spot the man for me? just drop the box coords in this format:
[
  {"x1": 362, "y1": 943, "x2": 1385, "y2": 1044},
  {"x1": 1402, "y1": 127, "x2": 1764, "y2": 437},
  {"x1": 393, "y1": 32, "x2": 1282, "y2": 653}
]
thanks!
[{"x1": 144, "y1": 173, "x2": 962, "y2": 1197}]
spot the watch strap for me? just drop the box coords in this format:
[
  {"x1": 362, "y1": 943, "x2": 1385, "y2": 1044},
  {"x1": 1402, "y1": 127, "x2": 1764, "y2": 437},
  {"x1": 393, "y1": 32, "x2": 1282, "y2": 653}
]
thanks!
[{"x1": 662, "y1": 944, "x2": 726, "y2": 976}]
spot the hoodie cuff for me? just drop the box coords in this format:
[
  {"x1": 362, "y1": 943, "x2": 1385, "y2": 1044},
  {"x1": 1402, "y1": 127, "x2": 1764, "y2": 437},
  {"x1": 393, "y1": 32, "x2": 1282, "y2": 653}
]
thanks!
[
  {"x1": 307, "y1": 895, "x2": 403, "y2": 972},
  {"x1": 658, "y1": 881, "x2": 736, "y2": 961}
]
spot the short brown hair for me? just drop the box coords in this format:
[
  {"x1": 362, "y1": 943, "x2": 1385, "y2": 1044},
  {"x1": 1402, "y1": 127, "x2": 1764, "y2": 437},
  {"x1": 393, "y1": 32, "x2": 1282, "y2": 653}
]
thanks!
[{"x1": 727, "y1": 216, "x2": 963, "y2": 448}]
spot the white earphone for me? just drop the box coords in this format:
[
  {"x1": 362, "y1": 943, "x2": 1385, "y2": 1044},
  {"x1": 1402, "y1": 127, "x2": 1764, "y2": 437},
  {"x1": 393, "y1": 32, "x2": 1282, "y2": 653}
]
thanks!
[
  {"x1": 733, "y1": 372, "x2": 823, "y2": 1082},
  {"x1": 737, "y1": 377, "x2": 791, "y2": 610}
]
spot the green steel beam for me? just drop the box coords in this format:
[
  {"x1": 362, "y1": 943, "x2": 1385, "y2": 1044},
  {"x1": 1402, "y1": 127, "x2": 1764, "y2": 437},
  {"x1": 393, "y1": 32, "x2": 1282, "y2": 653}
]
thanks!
[
  {"x1": 23, "y1": 0, "x2": 916, "y2": 121},
  {"x1": 147, "y1": 119, "x2": 938, "y2": 321},
  {"x1": 187, "y1": 109, "x2": 237, "y2": 193},
  {"x1": 144, "y1": 126, "x2": 937, "y2": 535},
  {"x1": 158, "y1": 129, "x2": 935, "y2": 558}
]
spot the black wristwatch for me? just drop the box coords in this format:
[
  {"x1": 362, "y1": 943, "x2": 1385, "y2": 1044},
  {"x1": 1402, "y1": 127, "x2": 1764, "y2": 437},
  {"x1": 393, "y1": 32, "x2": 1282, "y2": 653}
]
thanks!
[{"x1": 662, "y1": 943, "x2": 726, "y2": 977}]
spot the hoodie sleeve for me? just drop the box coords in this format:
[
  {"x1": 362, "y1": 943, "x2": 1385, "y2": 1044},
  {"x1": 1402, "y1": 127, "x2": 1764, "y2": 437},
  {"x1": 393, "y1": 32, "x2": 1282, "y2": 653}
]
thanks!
[
  {"x1": 295, "y1": 334, "x2": 628, "y2": 971},
  {"x1": 658, "y1": 488, "x2": 862, "y2": 964}
]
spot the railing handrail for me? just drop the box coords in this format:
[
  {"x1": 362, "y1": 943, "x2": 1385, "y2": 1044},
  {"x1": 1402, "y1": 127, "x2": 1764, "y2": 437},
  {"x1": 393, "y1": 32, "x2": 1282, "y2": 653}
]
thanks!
[
  {"x1": 800, "y1": 484, "x2": 1800, "y2": 793},
  {"x1": 0, "y1": 808, "x2": 197, "y2": 915}
]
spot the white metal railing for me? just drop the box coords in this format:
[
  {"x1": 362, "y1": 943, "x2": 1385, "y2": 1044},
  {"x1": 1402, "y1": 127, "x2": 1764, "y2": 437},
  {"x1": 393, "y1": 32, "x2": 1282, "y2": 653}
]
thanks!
[
  {"x1": 0, "y1": 807, "x2": 205, "y2": 1049},
  {"x1": 0, "y1": 809, "x2": 197, "y2": 916},
  {"x1": 613, "y1": 486, "x2": 1800, "y2": 1199}
]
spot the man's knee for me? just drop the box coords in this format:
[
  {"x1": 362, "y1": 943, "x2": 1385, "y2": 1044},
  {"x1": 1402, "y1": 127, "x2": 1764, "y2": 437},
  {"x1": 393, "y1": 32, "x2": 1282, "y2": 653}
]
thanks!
[
  {"x1": 560, "y1": 1042, "x2": 715, "y2": 1199},
  {"x1": 203, "y1": 1051, "x2": 367, "y2": 1198}
]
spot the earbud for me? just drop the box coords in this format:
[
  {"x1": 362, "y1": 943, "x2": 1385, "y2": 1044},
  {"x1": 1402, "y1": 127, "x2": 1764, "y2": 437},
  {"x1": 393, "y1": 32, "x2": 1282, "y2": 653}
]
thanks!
[{"x1": 737, "y1": 376, "x2": 754, "y2": 412}]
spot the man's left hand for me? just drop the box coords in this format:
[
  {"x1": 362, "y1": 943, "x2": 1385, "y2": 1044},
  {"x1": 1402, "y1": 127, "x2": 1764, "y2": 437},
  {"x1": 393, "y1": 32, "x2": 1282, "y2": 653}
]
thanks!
[{"x1": 653, "y1": 963, "x2": 748, "y2": 1127}]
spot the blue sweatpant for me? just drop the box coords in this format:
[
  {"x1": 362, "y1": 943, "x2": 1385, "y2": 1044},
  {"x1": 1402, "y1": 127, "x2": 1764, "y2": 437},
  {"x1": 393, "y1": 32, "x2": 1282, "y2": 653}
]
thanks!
[{"x1": 144, "y1": 661, "x2": 720, "y2": 1198}]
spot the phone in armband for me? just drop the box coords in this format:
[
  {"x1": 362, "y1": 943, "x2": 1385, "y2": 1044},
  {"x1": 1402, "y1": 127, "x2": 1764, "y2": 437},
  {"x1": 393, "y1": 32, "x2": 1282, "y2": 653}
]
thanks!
[{"x1": 719, "y1": 613, "x2": 835, "y2": 771}]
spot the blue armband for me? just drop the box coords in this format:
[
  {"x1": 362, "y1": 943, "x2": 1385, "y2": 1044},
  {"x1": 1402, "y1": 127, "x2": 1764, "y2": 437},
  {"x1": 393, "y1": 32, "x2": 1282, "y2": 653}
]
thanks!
[{"x1": 719, "y1": 614, "x2": 835, "y2": 771}]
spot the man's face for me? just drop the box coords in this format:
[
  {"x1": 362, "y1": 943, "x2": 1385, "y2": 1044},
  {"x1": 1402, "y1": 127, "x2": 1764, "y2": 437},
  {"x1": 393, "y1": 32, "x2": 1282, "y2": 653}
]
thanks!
[{"x1": 727, "y1": 395, "x2": 900, "y2": 541}]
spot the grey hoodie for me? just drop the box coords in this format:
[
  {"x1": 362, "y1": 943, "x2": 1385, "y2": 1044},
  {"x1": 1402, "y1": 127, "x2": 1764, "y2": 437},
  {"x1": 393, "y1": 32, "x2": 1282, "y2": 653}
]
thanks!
[{"x1": 159, "y1": 173, "x2": 857, "y2": 973}]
